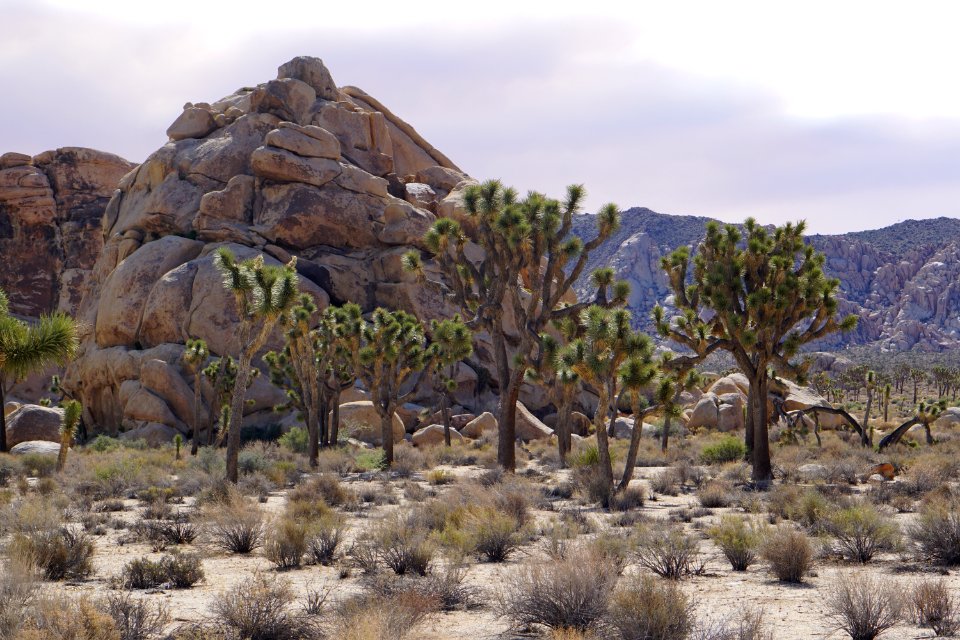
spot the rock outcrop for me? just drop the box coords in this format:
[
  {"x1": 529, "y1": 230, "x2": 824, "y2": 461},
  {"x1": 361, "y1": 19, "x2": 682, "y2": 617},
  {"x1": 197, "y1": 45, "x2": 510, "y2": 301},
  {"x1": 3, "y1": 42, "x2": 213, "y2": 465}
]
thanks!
[
  {"x1": 0, "y1": 148, "x2": 134, "y2": 318},
  {"x1": 61, "y1": 56, "x2": 478, "y2": 440}
]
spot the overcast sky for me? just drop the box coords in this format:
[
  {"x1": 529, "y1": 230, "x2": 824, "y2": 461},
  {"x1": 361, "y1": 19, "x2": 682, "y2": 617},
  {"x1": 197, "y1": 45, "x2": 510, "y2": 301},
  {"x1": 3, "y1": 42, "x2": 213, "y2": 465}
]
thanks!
[{"x1": 3, "y1": 0, "x2": 960, "y2": 234}]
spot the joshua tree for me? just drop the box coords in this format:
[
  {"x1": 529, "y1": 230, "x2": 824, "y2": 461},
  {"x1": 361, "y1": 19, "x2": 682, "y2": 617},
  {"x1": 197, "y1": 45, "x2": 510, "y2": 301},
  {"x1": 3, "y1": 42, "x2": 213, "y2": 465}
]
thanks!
[
  {"x1": 893, "y1": 363, "x2": 911, "y2": 394},
  {"x1": 174, "y1": 434, "x2": 183, "y2": 461},
  {"x1": 536, "y1": 318, "x2": 583, "y2": 463},
  {"x1": 56, "y1": 399, "x2": 82, "y2": 472},
  {"x1": 213, "y1": 249, "x2": 300, "y2": 483},
  {"x1": 910, "y1": 368, "x2": 927, "y2": 405},
  {"x1": 931, "y1": 365, "x2": 953, "y2": 399},
  {"x1": 882, "y1": 383, "x2": 891, "y2": 423},
  {"x1": 317, "y1": 307, "x2": 357, "y2": 448},
  {"x1": 863, "y1": 370, "x2": 876, "y2": 445},
  {"x1": 878, "y1": 399, "x2": 947, "y2": 450},
  {"x1": 429, "y1": 316, "x2": 473, "y2": 446},
  {"x1": 341, "y1": 305, "x2": 435, "y2": 466},
  {"x1": 657, "y1": 220, "x2": 856, "y2": 485},
  {"x1": 654, "y1": 356, "x2": 702, "y2": 453},
  {"x1": 406, "y1": 181, "x2": 628, "y2": 471},
  {"x1": 183, "y1": 338, "x2": 209, "y2": 456},
  {"x1": 202, "y1": 355, "x2": 241, "y2": 446},
  {"x1": 0, "y1": 288, "x2": 79, "y2": 453},
  {"x1": 566, "y1": 306, "x2": 651, "y2": 493}
]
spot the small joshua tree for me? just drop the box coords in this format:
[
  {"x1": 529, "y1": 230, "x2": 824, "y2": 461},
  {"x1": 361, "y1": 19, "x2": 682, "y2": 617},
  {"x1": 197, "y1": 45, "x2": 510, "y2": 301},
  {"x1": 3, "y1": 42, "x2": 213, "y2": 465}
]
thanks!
[
  {"x1": 429, "y1": 316, "x2": 473, "y2": 446},
  {"x1": 342, "y1": 305, "x2": 436, "y2": 466},
  {"x1": 882, "y1": 383, "x2": 891, "y2": 423},
  {"x1": 183, "y1": 338, "x2": 209, "y2": 456},
  {"x1": 56, "y1": 399, "x2": 82, "y2": 472},
  {"x1": 863, "y1": 370, "x2": 876, "y2": 445},
  {"x1": 213, "y1": 249, "x2": 300, "y2": 483}
]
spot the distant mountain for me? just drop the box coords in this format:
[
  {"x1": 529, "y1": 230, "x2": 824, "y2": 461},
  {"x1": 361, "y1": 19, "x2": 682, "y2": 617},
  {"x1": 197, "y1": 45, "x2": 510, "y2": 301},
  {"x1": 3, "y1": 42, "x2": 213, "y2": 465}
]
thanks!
[{"x1": 571, "y1": 210, "x2": 960, "y2": 352}]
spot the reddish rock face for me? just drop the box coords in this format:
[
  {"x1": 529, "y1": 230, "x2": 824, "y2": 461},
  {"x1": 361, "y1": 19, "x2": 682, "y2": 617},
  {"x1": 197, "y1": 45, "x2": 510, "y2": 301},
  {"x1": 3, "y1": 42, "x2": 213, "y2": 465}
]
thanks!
[{"x1": 0, "y1": 148, "x2": 135, "y2": 318}]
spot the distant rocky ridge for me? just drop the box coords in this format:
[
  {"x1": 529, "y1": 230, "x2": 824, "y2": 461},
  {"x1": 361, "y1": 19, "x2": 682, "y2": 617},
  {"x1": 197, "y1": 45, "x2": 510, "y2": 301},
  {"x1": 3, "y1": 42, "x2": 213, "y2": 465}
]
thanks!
[{"x1": 572, "y1": 209, "x2": 960, "y2": 352}]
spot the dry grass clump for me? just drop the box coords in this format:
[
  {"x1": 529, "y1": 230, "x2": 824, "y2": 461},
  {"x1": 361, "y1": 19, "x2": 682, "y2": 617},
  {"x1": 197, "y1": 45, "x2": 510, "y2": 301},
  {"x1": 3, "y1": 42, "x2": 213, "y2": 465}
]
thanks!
[
  {"x1": 697, "y1": 480, "x2": 736, "y2": 508},
  {"x1": 367, "y1": 514, "x2": 435, "y2": 576},
  {"x1": 265, "y1": 516, "x2": 310, "y2": 569},
  {"x1": 136, "y1": 512, "x2": 200, "y2": 549},
  {"x1": 307, "y1": 513, "x2": 348, "y2": 566},
  {"x1": 463, "y1": 506, "x2": 524, "y2": 562},
  {"x1": 14, "y1": 595, "x2": 119, "y2": 640},
  {"x1": 118, "y1": 551, "x2": 204, "y2": 589},
  {"x1": 694, "y1": 608, "x2": 773, "y2": 640},
  {"x1": 210, "y1": 572, "x2": 319, "y2": 640},
  {"x1": 104, "y1": 591, "x2": 171, "y2": 640},
  {"x1": 9, "y1": 526, "x2": 95, "y2": 581},
  {"x1": 609, "y1": 485, "x2": 646, "y2": 512},
  {"x1": 364, "y1": 563, "x2": 478, "y2": 612},
  {"x1": 0, "y1": 559, "x2": 35, "y2": 638},
  {"x1": 204, "y1": 495, "x2": 265, "y2": 554},
  {"x1": 288, "y1": 474, "x2": 354, "y2": 510},
  {"x1": 760, "y1": 526, "x2": 813, "y2": 583},
  {"x1": 634, "y1": 524, "x2": 702, "y2": 579},
  {"x1": 607, "y1": 573, "x2": 694, "y2": 640},
  {"x1": 707, "y1": 515, "x2": 765, "y2": 571},
  {"x1": 911, "y1": 578, "x2": 959, "y2": 636},
  {"x1": 649, "y1": 468, "x2": 681, "y2": 496},
  {"x1": 908, "y1": 497, "x2": 960, "y2": 565},
  {"x1": 825, "y1": 573, "x2": 902, "y2": 640},
  {"x1": 499, "y1": 550, "x2": 617, "y2": 633},
  {"x1": 824, "y1": 503, "x2": 899, "y2": 563},
  {"x1": 329, "y1": 589, "x2": 438, "y2": 640},
  {"x1": 426, "y1": 469, "x2": 456, "y2": 486}
]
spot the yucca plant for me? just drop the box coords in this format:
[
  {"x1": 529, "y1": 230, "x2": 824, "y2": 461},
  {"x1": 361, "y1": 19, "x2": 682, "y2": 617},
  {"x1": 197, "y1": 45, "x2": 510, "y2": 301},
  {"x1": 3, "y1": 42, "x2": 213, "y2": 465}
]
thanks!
[
  {"x1": 183, "y1": 338, "x2": 209, "y2": 456},
  {"x1": 56, "y1": 399, "x2": 82, "y2": 472},
  {"x1": 0, "y1": 287, "x2": 79, "y2": 452},
  {"x1": 863, "y1": 370, "x2": 876, "y2": 445},
  {"x1": 212, "y1": 249, "x2": 300, "y2": 483}
]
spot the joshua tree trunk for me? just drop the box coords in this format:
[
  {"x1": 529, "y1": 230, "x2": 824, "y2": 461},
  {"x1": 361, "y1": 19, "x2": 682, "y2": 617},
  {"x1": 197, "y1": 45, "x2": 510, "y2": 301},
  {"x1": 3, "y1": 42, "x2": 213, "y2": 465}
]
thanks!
[
  {"x1": 594, "y1": 386, "x2": 614, "y2": 491},
  {"x1": 913, "y1": 380, "x2": 919, "y2": 405},
  {"x1": 748, "y1": 372, "x2": 772, "y2": 486},
  {"x1": 618, "y1": 399, "x2": 653, "y2": 492},
  {"x1": 307, "y1": 405, "x2": 319, "y2": 468},
  {"x1": 226, "y1": 354, "x2": 251, "y2": 484},
  {"x1": 863, "y1": 388, "x2": 874, "y2": 446},
  {"x1": 441, "y1": 393, "x2": 452, "y2": 447},
  {"x1": 556, "y1": 385, "x2": 575, "y2": 465},
  {"x1": 497, "y1": 370, "x2": 523, "y2": 473},
  {"x1": 380, "y1": 408, "x2": 395, "y2": 466},
  {"x1": 329, "y1": 390, "x2": 342, "y2": 446},
  {"x1": 661, "y1": 385, "x2": 683, "y2": 452},
  {"x1": 190, "y1": 376, "x2": 203, "y2": 456}
]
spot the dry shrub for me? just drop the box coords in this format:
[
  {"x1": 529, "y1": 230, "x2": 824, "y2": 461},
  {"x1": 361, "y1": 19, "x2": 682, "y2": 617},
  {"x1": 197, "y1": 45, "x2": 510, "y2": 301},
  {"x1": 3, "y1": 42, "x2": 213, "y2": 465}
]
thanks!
[
  {"x1": 118, "y1": 552, "x2": 204, "y2": 589},
  {"x1": 373, "y1": 514, "x2": 435, "y2": 576},
  {"x1": 912, "y1": 578, "x2": 959, "y2": 636},
  {"x1": 609, "y1": 486, "x2": 646, "y2": 512},
  {"x1": 760, "y1": 526, "x2": 813, "y2": 583},
  {"x1": 694, "y1": 608, "x2": 773, "y2": 640},
  {"x1": 265, "y1": 517, "x2": 309, "y2": 569},
  {"x1": 825, "y1": 503, "x2": 899, "y2": 563},
  {"x1": 205, "y1": 498, "x2": 264, "y2": 554},
  {"x1": 707, "y1": 515, "x2": 764, "y2": 571},
  {"x1": 9, "y1": 526, "x2": 95, "y2": 581},
  {"x1": 0, "y1": 558, "x2": 35, "y2": 638},
  {"x1": 464, "y1": 506, "x2": 523, "y2": 562},
  {"x1": 697, "y1": 480, "x2": 736, "y2": 508},
  {"x1": 909, "y1": 497, "x2": 960, "y2": 565},
  {"x1": 499, "y1": 551, "x2": 617, "y2": 633},
  {"x1": 307, "y1": 513, "x2": 347, "y2": 565},
  {"x1": 16, "y1": 595, "x2": 119, "y2": 640},
  {"x1": 825, "y1": 573, "x2": 902, "y2": 640},
  {"x1": 105, "y1": 591, "x2": 170, "y2": 640},
  {"x1": 330, "y1": 591, "x2": 436, "y2": 640},
  {"x1": 634, "y1": 524, "x2": 702, "y2": 579},
  {"x1": 426, "y1": 469, "x2": 456, "y2": 486},
  {"x1": 288, "y1": 474, "x2": 353, "y2": 510},
  {"x1": 211, "y1": 573, "x2": 318, "y2": 640},
  {"x1": 650, "y1": 469, "x2": 680, "y2": 496},
  {"x1": 586, "y1": 531, "x2": 632, "y2": 576},
  {"x1": 364, "y1": 564, "x2": 478, "y2": 612},
  {"x1": 136, "y1": 512, "x2": 200, "y2": 548},
  {"x1": 608, "y1": 573, "x2": 694, "y2": 640}
]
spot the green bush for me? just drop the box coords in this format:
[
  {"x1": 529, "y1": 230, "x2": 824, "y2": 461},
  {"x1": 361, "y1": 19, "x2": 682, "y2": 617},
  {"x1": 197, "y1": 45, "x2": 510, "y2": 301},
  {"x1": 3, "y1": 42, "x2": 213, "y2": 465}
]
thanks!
[
  {"x1": 88, "y1": 435, "x2": 121, "y2": 453},
  {"x1": 707, "y1": 515, "x2": 764, "y2": 571},
  {"x1": 354, "y1": 450, "x2": 387, "y2": 472},
  {"x1": 700, "y1": 436, "x2": 747, "y2": 465},
  {"x1": 278, "y1": 427, "x2": 309, "y2": 455},
  {"x1": 825, "y1": 503, "x2": 899, "y2": 563}
]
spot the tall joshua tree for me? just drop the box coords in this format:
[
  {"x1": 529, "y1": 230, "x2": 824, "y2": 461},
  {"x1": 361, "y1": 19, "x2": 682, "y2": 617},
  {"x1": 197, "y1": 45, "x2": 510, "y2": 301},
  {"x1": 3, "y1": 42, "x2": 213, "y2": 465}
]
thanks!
[
  {"x1": 406, "y1": 181, "x2": 628, "y2": 471},
  {"x1": 56, "y1": 399, "x2": 82, "y2": 473},
  {"x1": 429, "y1": 316, "x2": 473, "y2": 446},
  {"x1": 202, "y1": 355, "x2": 239, "y2": 446},
  {"x1": 0, "y1": 288, "x2": 79, "y2": 452},
  {"x1": 882, "y1": 383, "x2": 892, "y2": 423},
  {"x1": 615, "y1": 344, "x2": 659, "y2": 491},
  {"x1": 213, "y1": 249, "x2": 299, "y2": 483},
  {"x1": 910, "y1": 368, "x2": 927, "y2": 405},
  {"x1": 658, "y1": 220, "x2": 856, "y2": 486},
  {"x1": 342, "y1": 305, "x2": 435, "y2": 466},
  {"x1": 183, "y1": 338, "x2": 209, "y2": 456},
  {"x1": 654, "y1": 354, "x2": 702, "y2": 453}
]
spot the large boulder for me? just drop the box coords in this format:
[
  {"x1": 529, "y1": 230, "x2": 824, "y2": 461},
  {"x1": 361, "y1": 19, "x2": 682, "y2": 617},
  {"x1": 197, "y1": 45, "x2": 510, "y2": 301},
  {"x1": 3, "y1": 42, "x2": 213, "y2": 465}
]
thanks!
[
  {"x1": 411, "y1": 424, "x2": 464, "y2": 447},
  {"x1": 687, "y1": 393, "x2": 719, "y2": 431},
  {"x1": 10, "y1": 441, "x2": 61, "y2": 456},
  {"x1": 460, "y1": 412, "x2": 496, "y2": 438},
  {"x1": 515, "y1": 402, "x2": 553, "y2": 441},
  {"x1": 337, "y1": 401, "x2": 404, "y2": 446},
  {"x1": 5, "y1": 404, "x2": 63, "y2": 447},
  {"x1": 935, "y1": 407, "x2": 960, "y2": 429},
  {"x1": 708, "y1": 373, "x2": 749, "y2": 397},
  {"x1": 120, "y1": 422, "x2": 179, "y2": 446},
  {"x1": 717, "y1": 403, "x2": 744, "y2": 432}
]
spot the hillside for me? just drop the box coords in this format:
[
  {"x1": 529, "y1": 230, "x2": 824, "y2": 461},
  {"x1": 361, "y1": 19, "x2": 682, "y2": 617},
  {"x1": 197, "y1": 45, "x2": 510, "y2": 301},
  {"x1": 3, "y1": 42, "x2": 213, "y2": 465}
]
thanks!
[{"x1": 572, "y1": 209, "x2": 960, "y2": 352}]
